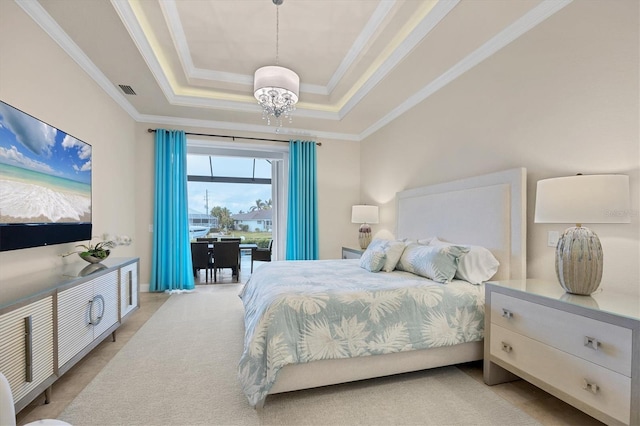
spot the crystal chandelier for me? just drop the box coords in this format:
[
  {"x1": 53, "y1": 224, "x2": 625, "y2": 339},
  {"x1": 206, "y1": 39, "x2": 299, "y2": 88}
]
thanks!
[{"x1": 254, "y1": 0, "x2": 299, "y2": 126}]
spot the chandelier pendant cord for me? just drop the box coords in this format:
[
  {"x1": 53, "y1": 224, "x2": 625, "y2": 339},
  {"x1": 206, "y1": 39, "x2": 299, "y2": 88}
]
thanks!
[{"x1": 275, "y1": 5, "x2": 279, "y2": 66}]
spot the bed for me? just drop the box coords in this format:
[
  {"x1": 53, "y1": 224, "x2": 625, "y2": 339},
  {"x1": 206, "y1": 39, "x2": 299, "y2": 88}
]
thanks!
[{"x1": 239, "y1": 168, "x2": 526, "y2": 408}]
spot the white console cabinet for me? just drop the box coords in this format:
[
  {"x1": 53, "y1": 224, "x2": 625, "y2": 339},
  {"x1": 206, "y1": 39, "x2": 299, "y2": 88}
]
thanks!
[
  {"x1": 484, "y1": 280, "x2": 639, "y2": 425},
  {"x1": 57, "y1": 270, "x2": 119, "y2": 370},
  {"x1": 0, "y1": 257, "x2": 139, "y2": 413},
  {"x1": 0, "y1": 297, "x2": 54, "y2": 408}
]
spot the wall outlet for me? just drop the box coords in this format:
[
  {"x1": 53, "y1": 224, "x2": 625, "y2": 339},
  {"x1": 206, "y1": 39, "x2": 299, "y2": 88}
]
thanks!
[
  {"x1": 547, "y1": 231, "x2": 559, "y2": 247},
  {"x1": 149, "y1": 224, "x2": 153, "y2": 233}
]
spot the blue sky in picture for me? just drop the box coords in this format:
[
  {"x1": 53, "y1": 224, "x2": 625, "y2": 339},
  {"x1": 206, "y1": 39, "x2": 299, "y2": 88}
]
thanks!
[
  {"x1": 0, "y1": 101, "x2": 92, "y2": 185},
  {"x1": 187, "y1": 155, "x2": 272, "y2": 216}
]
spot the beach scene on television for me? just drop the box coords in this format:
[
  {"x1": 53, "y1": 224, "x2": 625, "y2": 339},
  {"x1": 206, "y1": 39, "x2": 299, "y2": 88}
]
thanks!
[{"x1": 0, "y1": 101, "x2": 91, "y2": 224}]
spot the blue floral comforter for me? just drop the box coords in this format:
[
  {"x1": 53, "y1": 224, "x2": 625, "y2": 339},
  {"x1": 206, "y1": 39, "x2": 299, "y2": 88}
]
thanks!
[{"x1": 238, "y1": 259, "x2": 484, "y2": 406}]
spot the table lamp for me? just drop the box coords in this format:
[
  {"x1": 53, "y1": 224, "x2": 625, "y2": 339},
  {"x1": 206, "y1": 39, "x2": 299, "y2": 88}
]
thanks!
[
  {"x1": 351, "y1": 205, "x2": 379, "y2": 249},
  {"x1": 534, "y1": 174, "x2": 630, "y2": 295}
]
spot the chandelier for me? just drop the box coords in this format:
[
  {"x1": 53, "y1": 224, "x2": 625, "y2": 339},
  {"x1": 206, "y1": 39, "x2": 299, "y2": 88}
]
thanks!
[{"x1": 254, "y1": 0, "x2": 299, "y2": 126}]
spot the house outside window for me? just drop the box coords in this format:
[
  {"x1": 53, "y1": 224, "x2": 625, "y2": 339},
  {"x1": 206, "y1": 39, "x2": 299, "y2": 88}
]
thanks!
[{"x1": 186, "y1": 153, "x2": 275, "y2": 248}]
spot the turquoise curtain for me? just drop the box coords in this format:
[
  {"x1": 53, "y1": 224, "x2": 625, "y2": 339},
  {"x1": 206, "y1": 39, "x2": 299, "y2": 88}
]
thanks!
[
  {"x1": 286, "y1": 140, "x2": 319, "y2": 260},
  {"x1": 150, "y1": 129, "x2": 195, "y2": 292}
]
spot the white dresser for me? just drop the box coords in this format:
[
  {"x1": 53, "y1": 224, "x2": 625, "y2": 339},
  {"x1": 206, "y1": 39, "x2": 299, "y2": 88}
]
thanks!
[
  {"x1": 484, "y1": 279, "x2": 639, "y2": 425},
  {"x1": 341, "y1": 247, "x2": 364, "y2": 259},
  {"x1": 0, "y1": 257, "x2": 139, "y2": 413}
]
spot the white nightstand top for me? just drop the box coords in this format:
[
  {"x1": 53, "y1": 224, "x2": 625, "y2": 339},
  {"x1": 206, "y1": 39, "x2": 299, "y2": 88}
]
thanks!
[{"x1": 487, "y1": 279, "x2": 640, "y2": 322}]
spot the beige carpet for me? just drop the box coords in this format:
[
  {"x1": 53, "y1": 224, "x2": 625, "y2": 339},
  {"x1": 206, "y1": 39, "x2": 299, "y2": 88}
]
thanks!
[{"x1": 59, "y1": 285, "x2": 539, "y2": 426}]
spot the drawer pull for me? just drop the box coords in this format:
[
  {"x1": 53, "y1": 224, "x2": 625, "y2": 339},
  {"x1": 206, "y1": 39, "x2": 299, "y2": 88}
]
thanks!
[
  {"x1": 24, "y1": 316, "x2": 33, "y2": 383},
  {"x1": 501, "y1": 309, "x2": 513, "y2": 319},
  {"x1": 501, "y1": 342, "x2": 513, "y2": 353},
  {"x1": 584, "y1": 336, "x2": 600, "y2": 351},
  {"x1": 582, "y1": 379, "x2": 599, "y2": 394},
  {"x1": 88, "y1": 295, "x2": 105, "y2": 326}
]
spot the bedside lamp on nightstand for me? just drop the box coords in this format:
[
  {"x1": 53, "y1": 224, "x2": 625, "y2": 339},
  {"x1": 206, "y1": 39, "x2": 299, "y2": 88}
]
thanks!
[
  {"x1": 534, "y1": 174, "x2": 630, "y2": 295},
  {"x1": 351, "y1": 205, "x2": 379, "y2": 249}
]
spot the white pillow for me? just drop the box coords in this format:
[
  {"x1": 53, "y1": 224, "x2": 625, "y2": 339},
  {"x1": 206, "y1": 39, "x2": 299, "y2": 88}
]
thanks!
[
  {"x1": 366, "y1": 239, "x2": 406, "y2": 272},
  {"x1": 359, "y1": 248, "x2": 386, "y2": 272},
  {"x1": 396, "y1": 243, "x2": 469, "y2": 283},
  {"x1": 429, "y1": 238, "x2": 500, "y2": 284},
  {"x1": 417, "y1": 237, "x2": 435, "y2": 245}
]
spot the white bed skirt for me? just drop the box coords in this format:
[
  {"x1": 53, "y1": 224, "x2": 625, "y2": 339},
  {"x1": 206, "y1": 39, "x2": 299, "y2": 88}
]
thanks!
[{"x1": 258, "y1": 340, "x2": 483, "y2": 407}]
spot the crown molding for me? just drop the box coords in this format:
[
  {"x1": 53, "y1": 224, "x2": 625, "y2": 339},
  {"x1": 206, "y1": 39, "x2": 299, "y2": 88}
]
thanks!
[
  {"x1": 358, "y1": 0, "x2": 573, "y2": 140},
  {"x1": 339, "y1": 0, "x2": 459, "y2": 120},
  {"x1": 18, "y1": 0, "x2": 573, "y2": 144},
  {"x1": 15, "y1": 0, "x2": 139, "y2": 119},
  {"x1": 139, "y1": 113, "x2": 360, "y2": 142},
  {"x1": 161, "y1": 0, "x2": 396, "y2": 97}
]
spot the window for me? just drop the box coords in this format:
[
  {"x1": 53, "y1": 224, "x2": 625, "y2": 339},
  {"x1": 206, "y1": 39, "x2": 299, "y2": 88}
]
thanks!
[{"x1": 186, "y1": 140, "x2": 288, "y2": 259}]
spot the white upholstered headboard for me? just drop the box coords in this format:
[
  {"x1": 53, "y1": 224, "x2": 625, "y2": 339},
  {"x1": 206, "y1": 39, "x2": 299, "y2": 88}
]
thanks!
[{"x1": 396, "y1": 168, "x2": 526, "y2": 280}]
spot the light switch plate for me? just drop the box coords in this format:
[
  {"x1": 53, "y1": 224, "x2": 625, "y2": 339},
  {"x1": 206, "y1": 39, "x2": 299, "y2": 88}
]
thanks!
[{"x1": 547, "y1": 231, "x2": 559, "y2": 247}]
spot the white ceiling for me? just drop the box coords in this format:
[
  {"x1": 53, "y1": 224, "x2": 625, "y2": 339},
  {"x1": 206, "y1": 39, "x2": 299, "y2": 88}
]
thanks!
[{"x1": 21, "y1": 0, "x2": 572, "y2": 141}]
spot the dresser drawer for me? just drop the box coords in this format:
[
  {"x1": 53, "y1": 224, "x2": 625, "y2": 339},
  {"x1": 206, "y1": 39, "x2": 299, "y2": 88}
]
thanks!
[
  {"x1": 491, "y1": 292, "x2": 632, "y2": 376},
  {"x1": 491, "y1": 324, "x2": 631, "y2": 424}
]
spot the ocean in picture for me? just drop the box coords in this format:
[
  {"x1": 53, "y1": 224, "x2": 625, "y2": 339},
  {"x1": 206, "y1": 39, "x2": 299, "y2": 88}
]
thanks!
[{"x1": 0, "y1": 163, "x2": 91, "y2": 223}]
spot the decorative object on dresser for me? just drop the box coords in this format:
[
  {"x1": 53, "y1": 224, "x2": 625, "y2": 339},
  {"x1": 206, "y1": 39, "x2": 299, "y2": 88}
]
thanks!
[
  {"x1": 351, "y1": 205, "x2": 379, "y2": 249},
  {"x1": 484, "y1": 279, "x2": 639, "y2": 425},
  {"x1": 534, "y1": 174, "x2": 630, "y2": 295},
  {"x1": 0, "y1": 258, "x2": 139, "y2": 416},
  {"x1": 61, "y1": 233, "x2": 133, "y2": 264}
]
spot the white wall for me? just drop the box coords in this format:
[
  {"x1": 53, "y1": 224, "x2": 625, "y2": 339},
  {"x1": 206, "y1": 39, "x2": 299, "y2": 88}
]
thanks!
[
  {"x1": 0, "y1": 1, "x2": 137, "y2": 281},
  {"x1": 360, "y1": 0, "x2": 640, "y2": 296}
]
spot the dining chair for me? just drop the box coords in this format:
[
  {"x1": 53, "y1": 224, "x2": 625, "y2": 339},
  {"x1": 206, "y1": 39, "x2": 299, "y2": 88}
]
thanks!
[
  {"x1": 191, "y1": 242, "x2": 212, "y2": 283},
  {"x1": 251, "y1": 239, "x2": 273, "y2": 272},
  {"x1": 211, "y1": 241, "x2": 240, "y2": 283},
  {"x1": 218, "y1": 237, "x2": 242, "y2": 268}
]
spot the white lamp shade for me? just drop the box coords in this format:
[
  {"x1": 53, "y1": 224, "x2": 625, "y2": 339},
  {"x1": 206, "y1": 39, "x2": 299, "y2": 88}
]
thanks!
[
  {"x1": 351, "y1": 205, "x2": 379, "y2": 224},
  {"x1": 534, "y1": 175, "x2": 630, "y2": 224},
  {"x1": 254, "y1": 66, "x2": 299, "y2": 101}
]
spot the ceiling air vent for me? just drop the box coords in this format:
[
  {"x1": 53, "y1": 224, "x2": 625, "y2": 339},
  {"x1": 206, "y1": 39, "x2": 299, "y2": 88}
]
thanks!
[{"x1": 118, "y1": 84, "x2": 137, "y2": 95}]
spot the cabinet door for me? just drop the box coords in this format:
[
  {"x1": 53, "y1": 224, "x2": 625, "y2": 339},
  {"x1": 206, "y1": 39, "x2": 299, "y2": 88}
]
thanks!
[
  {"x1": 57, "y1": 282, "x2": 94, "y2": 367},
  {"x1": 0, "y1": 297, "x2": 54, "y2": 404},
  {"x1": 120, "y1": 262, "x2": 138, "y2": 318},
  {"x1": 91, "y1": 271, "x2": 119, "y2": 338}
]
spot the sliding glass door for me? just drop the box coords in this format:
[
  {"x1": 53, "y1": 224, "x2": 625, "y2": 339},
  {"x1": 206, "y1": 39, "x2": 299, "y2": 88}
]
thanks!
[{"x1": 186, "y1": 139, "x2": 288, "y2": 260}]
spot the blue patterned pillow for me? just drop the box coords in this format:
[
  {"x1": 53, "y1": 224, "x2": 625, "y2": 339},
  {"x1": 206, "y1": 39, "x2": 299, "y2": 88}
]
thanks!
[
  {"x1": 366, "y1": 238, "x2": 406, "y2": 272},
  {"x1": 359, "y1": 248, "x2": 387, "y2": 272},
  {"x1": 429, "y1": 238, "x2": 499, "y2": 284},
  {"x1": 397, "y1": 243, "x2": 470, "y2": 283}
]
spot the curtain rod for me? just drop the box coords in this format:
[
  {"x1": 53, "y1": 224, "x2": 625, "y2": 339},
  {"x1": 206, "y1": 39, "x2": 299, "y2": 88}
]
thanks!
[{"x1": 147, "y1": 128, "x2": 321, "y2": 146}]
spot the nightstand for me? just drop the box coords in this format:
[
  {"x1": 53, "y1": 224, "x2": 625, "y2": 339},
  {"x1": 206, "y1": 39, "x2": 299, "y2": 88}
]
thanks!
[
  {"x1": 341, "y1": 247, "x2": 364, "y2": 259},
  {"x1": 484, "y1": 279, "x2": 639, "y2": 425}
]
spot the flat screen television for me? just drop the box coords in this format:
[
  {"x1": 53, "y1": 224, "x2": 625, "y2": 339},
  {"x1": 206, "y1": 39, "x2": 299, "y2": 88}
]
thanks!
[{"x1": 0, "y1": 100, "x2": 92, "y2": 251}]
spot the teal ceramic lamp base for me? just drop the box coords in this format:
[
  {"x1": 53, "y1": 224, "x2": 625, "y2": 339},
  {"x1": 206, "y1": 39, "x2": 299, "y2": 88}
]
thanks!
[
  {"x1": 555, "y1": 226, "x2": 603, "y2": 295},
  {"x1": 358, "y1": 224, "x2": 372, "y2": 249}
]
